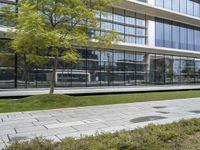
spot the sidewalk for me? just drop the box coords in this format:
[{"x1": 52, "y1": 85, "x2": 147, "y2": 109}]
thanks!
[
  {"x1": 1, "y1": 84, "x2": 200, "y2": 98},
  {"x1": 1, "y1": 97, "x2": 200, "y2": 149}
]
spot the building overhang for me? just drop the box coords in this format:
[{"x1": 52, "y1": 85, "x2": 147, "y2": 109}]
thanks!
[
  {"x1": 112, "y1": 0, "x2": 200, "y2": 27},
  {"x1": 113, "y1": 43, "x2": 200, "y2": 59}
]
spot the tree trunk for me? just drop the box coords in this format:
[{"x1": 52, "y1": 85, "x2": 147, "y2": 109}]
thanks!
[
  {"x1": 24, "y1": 55, "x2": 28, "y2": 88},
  {"x1": 49, "y1": 57, "x2": 58, "y2": 94}
]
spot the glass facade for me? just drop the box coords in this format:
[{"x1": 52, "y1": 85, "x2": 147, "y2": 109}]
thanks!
[
  {"x1": 1, "y1": 45, "x2": 200, "y2": 89},
  {"x1": 0, "y1": 2, "x2": 200, "y2": 89},
  {"x1": 0, "y1": 2, "x2": 16, "y2": 12},
  {"x1": 0, "y1": 1, "x2": 16, "y2": 27},
  {"x1": 155, "y1": 18, "x2": 200, "y2": 51},
  {"x1": 155, "y1": 0, "x2": 200, "y2": 18},
  {"x1": 95, "y1": 8, "x2": 147, "y2": 45}
]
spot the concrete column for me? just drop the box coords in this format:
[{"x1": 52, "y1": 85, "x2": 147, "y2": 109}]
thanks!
[{"x1": 146, "y1": 16, "x2": 155, "y2": 47}]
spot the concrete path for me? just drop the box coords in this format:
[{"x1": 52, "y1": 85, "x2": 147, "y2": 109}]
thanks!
[
  {"x1": 1, "y1": 98, "x2": 200, "y2": 149},
  {"x1": 1, "y1": 84, "x2": 200, "y2": 98}
]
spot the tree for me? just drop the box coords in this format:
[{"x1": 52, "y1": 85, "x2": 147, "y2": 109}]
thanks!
[{"x1": 4, "y1": 0, "x2": 120, "y2": 94}]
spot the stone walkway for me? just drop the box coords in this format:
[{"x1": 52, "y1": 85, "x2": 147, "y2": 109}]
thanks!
[
  {"x1": 1, "y1": 85, "x2": 200, "y2": 98},
  {"x1": 1, "y1": 98, "x2": 200, "y2": 149}
]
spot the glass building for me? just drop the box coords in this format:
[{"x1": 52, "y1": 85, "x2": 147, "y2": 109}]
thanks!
[{"x1": 0, "y1": 0, "x2": 200, "y2": 89}]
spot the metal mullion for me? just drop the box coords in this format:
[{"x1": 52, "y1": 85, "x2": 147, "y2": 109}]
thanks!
[
  {"x1": 145, "y1": 14, "x2": 147, "y2": 45},
  {"x1": 14, "y1": 53, "x2": 17, "y2": 88},
  {"x1": 134, "y1": 51, "x2": 136, "y2": 85},
  {"x1": 180, "y1": 56, "x2": 182, "y2": 85},
  {"x1": 193, "y1": 57, "x2": 195, "y2": 84},
  {"x1": 100, "y1": 49, "x2": 102, "y2": 86},
  {"x1": 172, "y1": 55, "x2": 174, "y2": 85},
  {"x1": 164, "y1": 55, "x2": 166, "y2": 84},
  {"x1": 86, "y1": 47, "x2": 88, "y2": 87},
  {"x1": 194, "y1": 57, "x2": 197, "y2": 84},
  {"x1": 111, "y1": 49, "x2": 114, "y2": 86},
  {"x1": 123, "y1": 50, "x2": 125, "y2": 86}
]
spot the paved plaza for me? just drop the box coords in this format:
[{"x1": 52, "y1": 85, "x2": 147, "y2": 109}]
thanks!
[{"x1": 1, "y1": 98, "x2": 200, "y2": 149}]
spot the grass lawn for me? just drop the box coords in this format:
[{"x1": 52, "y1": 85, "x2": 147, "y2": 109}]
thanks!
[
  {"x1": 5, "y1": 118, "x2": 200, "y2": 150},
  {"x1": 0, "y1": 90, "x2": 200, "y2": 113}
]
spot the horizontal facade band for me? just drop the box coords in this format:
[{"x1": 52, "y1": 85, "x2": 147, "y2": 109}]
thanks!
[
  {"x1": 113, "y1": 43, "x2": 200, "y2": 58},
  {"x1": 112, "y1": 0, "x2": 200, "y2": 27}
]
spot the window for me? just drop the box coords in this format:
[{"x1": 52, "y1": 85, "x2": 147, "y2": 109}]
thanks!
[
  {"x1": 136, "y1": 28, "x2": 145, "y2": 36},
  {"x1": 0, "y1": 16, "x2": 14, "y2": 27},
  {"x1": 188, "y1": 27, "x2": 194, "y2": 50},
  {"x1": 194, "y1": 29, "x2": 200, "y2": 51},
  {"x1": 114, "y1": 24, "x2": 124, "y2": 33},
  {"x1": 164, "y1": 0, "x2": 172, "y2": 9},
  {"x1": 180, "y1": 25, "x2": 187, "y2": 50},
  {"x1": 136, "y1": 37, "x2": 145, "y2": 44},
  {"x1": 101, "y1": 22, "x2": 112, "y2": 31},
  {"x1": 180, "y1": 0, "x2": 187, "y2": 13},
  {"x1": 156, "y1": 0, "x2": 164, "y2": 7},
  {"x1": 164, "y1": 21, "x2": 172, "y2": 48},
  {"x1": 187, "y1": 0, "x2": 194, "y2": 16},
  {"x1": 101, "y1": 12, "x2": 112, "y2": 21},
  {"x1": 155, "y1": 19, "x2": 164, "y2": 47},
  {"x1": 99, "y1": 9, "x2": 146, "y2": 45},
  {"x1": 194, "y1": 1, "x2": 200, "y2": 17},
  {"x1": 156, "y1": 0, "x2": 199, "y2": 18},
  {"x1": 136, "y1": 18, "x2": 145, "y2": 27},
  {"x1": 113, "y1": 8, "x2": 124, "y2": 23},
  {"x1": 95, "y1": 11, "x2": 100, "y2": 18},
  {"x1": 136, "y1": 14, "x2": 145, "y2": 27},
  {"x1": 172, "y1": 22, "x2": 180, "y2": 49},
  {"x1": 125, "y1": 36, "x2": 135, "y2": 43},
  {"x1": 125, "y1": 26, "x2": 135, "y2": 35},
  {"x1": 156, "y1": 18, "x2": 200, "y2": 52},
  {"x1": 172, "y1": 0, "x2": 180, "y2": 11},
  {"x1": 0, "y1": 3, "x2": 16, "y2": 12},
  {"x1": 125, "y1": 11, "x2": 135, "y2": 25}
]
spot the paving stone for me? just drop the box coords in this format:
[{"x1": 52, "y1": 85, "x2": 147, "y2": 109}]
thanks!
[
  {"x1": 82, "y1": 119, "x2": 104, "y2": 124},
  {"x1": 15, "y1": 126, "x2": 47, "y2": 133},
  {"x1": 72, "y1": 122, "x2": 109, "y2": 131},
  {"x1": 98, "y1": 115, "x2": 122, "y2": 121},
  {"x1": 0, "y1": 143, "x2": 5, "y2": 150},
  {"x1": 35, "y1": 116, "x2": 72, "y2": 122},
  {"x1": 9, "y1": 135, "x2": 30, "y2": 142},
  {"x1": 2, "y1": 116, "x2": 34, "y2": 122},
  {"x1": 45, "y1": 121, "x2": 85, "y2": 129},
  {"x1": 103, "y1": 119, "x2": 128, "y2": 127},
  {"x1": 1, "y1": 136, "x2": 10, "y2": 143},
  {"x1": 34, "y1": 126, "x2": 77, "y2": 136},
  {"x1": 0, "y1": 115, "x2": 8, "y2": 120},
  {"x1": 57, "y1": 117, "x2": 87, "y2": 123},
  {"x1": 8, "y1": 132, "x2": 38, "y2": 141},
  {"x1": 0, "y1": 118, "x2": 38, "y2": 125},
  {"x1": 7, "y1": 113, "x2": 32, "y2": 119},
  {"x1": 0, "y1": 129, "x2": 16, "y2": 136},
  {"x1": 0, "y1": 122, "x2": 34, "y2": 130},
  {"x1": 32, "y1": 120, "x2": 60, "y2": 126},
  {"x1": 8, "y1": 126, "x2": 76, "y2": 140}
]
